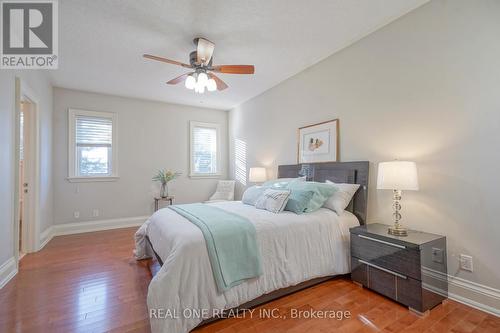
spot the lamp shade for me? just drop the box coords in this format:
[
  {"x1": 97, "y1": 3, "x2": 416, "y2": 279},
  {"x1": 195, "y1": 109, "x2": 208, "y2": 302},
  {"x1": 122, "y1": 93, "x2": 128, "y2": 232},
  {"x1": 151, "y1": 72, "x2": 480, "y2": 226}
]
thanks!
[
  {"x1": 249, "y1": 167, "x2": 267, "y2": 183},
  {"x1": 377, "y1": 161, "x2": 419, "y2": 190}
]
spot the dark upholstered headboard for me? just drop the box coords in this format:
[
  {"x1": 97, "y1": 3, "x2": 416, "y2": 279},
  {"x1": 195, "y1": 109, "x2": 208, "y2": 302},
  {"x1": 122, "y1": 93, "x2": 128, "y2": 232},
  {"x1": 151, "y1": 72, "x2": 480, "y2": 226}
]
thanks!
[{"x1": 277, "y1": 161, "x2": 369, "y2": 225}]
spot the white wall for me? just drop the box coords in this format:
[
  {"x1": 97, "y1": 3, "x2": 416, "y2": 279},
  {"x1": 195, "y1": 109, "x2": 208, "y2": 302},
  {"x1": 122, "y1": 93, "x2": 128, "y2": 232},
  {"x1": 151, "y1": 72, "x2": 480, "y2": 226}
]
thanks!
[
  {"x1": 0, "y1": 71, "x2": 53, "y2": 266},
  {"x1": 229, "y1": 0, "x2": 500, "y2": 311},
  {"x1": 52, "y1": 88, "x2": 228, "y2": 224}
]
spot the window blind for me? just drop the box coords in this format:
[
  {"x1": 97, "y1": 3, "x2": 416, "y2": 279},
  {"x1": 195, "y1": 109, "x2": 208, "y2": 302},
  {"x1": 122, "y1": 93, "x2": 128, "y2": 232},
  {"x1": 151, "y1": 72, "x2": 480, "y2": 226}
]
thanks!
[
  {"x1": 76, "y1": 115, "x2": 112, "y2": 146},
  {"x1": 192, "y1": 126, "x2": 217, "y2": 174}
]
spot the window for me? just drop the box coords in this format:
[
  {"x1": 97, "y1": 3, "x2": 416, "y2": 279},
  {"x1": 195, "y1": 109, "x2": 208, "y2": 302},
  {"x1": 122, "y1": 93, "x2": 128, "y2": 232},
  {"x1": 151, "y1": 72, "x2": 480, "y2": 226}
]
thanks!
[
  {"x1": 190, "y1": 121, "x2": 221, "y2": 178},
  {"x1": 68, "y1": 109, "x2": 117, "y2": 182}
]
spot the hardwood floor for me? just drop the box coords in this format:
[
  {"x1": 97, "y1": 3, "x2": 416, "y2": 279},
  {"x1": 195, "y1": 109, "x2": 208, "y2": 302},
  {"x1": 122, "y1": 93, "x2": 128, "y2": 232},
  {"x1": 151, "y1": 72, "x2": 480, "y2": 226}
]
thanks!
[{"x1": 0, "y1": 228, "x2": 498, "y2": 333}]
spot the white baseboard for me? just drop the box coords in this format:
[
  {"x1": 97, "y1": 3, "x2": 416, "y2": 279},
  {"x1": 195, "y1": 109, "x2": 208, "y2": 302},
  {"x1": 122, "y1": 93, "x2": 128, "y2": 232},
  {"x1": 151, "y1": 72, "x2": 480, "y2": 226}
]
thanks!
[
  {"x1": 38, "y1": 216, "x2": 148, "y2": 250},
  {"x1": 422, "y1": 267, "x2": 500, "y2": 317},
  {"x1": 450, "y1": 290, "x2": 500, "y2": 317},
  {"x1": 38, "y1": 226, "x2": 55, "y2": 250},
  {"x1": 0, "y1": 257, "x2": 18, "y2": 289}
]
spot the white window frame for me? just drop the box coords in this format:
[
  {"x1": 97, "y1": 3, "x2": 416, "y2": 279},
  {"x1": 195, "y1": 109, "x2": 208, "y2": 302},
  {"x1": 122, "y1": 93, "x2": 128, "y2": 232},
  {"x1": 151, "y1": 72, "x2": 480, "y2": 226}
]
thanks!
[
  {"x1": 189, "y1": 121, "x2": 221, "y2": 178},
  {"x1": 68, "y1": 108, "x2": 118, "y2": 182}
]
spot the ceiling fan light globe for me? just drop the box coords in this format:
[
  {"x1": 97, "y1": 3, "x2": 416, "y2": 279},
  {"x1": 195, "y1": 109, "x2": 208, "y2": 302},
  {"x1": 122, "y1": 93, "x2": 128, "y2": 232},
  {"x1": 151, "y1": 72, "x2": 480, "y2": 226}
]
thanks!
[
  {"x1": 197, "y1": 72, "x2": 208, "y2": 85},
  {"x1": 207, "y1": 78, "x2": 217, "y2": 92},
  {"x1": 185, "y1": 75, "x2": 196, "y2": 89}
]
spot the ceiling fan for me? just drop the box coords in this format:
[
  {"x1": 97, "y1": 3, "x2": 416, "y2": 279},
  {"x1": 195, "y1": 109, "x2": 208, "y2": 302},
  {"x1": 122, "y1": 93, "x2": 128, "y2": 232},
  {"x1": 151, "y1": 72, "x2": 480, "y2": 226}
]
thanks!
[{"x1": 143, "y1": 37, "x2": 255, "y2": 93}]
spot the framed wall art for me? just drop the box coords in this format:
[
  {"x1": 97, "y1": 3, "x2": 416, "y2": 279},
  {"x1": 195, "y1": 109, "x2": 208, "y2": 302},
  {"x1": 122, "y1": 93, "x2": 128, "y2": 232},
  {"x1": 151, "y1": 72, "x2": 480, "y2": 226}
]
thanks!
[{"x1": 297, "y1": 119, "x2": 339, "y2": 163}]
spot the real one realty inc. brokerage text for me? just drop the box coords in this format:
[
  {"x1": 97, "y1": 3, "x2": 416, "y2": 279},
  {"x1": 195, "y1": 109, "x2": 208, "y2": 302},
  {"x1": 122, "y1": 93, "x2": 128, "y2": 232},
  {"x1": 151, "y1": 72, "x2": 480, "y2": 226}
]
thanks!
[{"x1": 150, "y1": 308, "x2": 352, "y2": 320}]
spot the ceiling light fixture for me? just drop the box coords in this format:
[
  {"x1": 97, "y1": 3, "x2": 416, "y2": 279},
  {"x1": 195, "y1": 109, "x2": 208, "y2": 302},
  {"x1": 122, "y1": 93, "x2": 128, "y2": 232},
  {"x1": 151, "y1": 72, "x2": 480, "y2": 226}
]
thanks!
[
  {"x1": 185, "y1": 74, "x2": 196, "y2": 90},
  {"x1": 185, "y1": 71, "x2": 218, "y2": 94},
  {"x1": 207, "y1": 78, "x2": 217, "y2": 92},
  {"x1": 143, "y1": 37, "x2": 255, "y2": 93}
]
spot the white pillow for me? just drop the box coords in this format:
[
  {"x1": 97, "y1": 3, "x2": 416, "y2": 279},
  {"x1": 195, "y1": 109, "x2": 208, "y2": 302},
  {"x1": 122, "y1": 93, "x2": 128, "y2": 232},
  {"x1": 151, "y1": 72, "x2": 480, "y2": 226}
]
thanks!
[
  {"x1": 255, "y1": 189, "x2": 291, "y2": 214},
  {"x1": 323, "y1": 180, "x2": 360, "y2": 215}
]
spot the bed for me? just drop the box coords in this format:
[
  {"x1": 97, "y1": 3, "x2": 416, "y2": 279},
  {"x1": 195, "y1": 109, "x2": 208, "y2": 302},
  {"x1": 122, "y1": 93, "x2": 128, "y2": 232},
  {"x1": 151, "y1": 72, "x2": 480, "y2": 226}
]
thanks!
[{"x1": 135, "y1": 161, "x2": 369, "y2": 333}]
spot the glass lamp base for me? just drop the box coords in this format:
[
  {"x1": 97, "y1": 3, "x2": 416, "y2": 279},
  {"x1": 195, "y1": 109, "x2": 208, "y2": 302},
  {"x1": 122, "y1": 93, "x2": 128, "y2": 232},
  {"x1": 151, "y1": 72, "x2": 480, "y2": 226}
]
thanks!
[{"x1": 388, "y1": 226, "x2": 408, "y2": 237}]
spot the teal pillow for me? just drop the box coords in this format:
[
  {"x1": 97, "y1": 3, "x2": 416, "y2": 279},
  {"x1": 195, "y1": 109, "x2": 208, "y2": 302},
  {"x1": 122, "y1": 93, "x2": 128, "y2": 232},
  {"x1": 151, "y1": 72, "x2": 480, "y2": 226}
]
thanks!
[
  {"x1": 285, "y1": 190, "x2": 315, "y2": 214},
  {"x1": 287, "y1": 182, "x2": 337, "y2": 213},
  {"x1": 242, "y1": 186, "x2": 266, "y2": 206},
  {"x1": 262, "y1": 177, "x2": 305, "y2": 189}
]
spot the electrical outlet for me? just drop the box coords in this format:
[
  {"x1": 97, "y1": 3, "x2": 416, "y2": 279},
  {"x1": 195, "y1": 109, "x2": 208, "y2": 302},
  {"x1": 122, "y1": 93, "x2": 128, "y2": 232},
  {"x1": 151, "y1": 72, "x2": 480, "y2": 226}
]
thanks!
[
  {"x1": 432, "y1": 247, "x2": 444, "y2": 263},
  {"x1": 460, "y1": 254, "x2": 473, "y2": 272},
  {"x1": 74, "y1": 211, "x2": 80, "y2": 219},
  {"x1": 92, "y1": 209, "x2": 99, "y2": 218}
]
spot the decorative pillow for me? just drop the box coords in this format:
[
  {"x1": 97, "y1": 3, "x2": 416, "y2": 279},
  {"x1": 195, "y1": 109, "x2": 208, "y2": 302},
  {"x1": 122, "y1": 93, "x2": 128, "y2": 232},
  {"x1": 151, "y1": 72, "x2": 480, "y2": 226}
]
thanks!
[
  {"x1": 323, "y1": 180, "x2": 360, "y2": 215},
  {"x1": 242, "y1": 186, "x2": 266, "y2": 206},
  {"x1": 287, "y1": 181, "x2": 337, "y2": 213},
  {"x1": 262, "y1": 176, "x2": 306, "y2": 189},
  {"x1": 255, "y1": 189, "x2": 291, "y2": 213},
  {"x1": 284, "y1": 190, "x2": 315, "y2": 214}
]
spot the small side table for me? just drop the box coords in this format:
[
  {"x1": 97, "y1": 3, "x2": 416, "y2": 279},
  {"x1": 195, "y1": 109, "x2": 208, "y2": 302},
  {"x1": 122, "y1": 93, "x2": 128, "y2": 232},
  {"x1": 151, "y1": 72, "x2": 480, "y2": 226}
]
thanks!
[
  {"x1": 154, "y1": 196, "x2": 174, "y2": 212},
  {"x1": 350, "y1": 223, "x2": 447, "y2": 315}
]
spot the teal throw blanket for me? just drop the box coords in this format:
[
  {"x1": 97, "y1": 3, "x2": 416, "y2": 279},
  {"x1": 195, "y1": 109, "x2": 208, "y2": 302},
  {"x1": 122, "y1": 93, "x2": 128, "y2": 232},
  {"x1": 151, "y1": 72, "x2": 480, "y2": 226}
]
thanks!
[{"x1": 169, "y1": 203, "x2": 262, "y2": 292}]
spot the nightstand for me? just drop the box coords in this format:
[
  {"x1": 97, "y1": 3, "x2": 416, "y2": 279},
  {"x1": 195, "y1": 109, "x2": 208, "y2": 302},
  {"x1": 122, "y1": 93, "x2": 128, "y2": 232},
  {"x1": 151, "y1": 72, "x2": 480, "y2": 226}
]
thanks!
[
  {"x1": 350, "y1": 223, "x2": 447, "y2": 315},
  {"x1": 154, "y1": 196, "x2": 174, "y2": 211}
]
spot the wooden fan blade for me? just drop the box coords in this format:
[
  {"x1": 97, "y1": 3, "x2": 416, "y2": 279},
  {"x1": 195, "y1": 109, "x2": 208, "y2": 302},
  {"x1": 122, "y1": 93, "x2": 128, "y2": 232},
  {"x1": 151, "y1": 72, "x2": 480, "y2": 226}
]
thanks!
[
  {"x1": 196, "y1": 38, "x2": 215, "y2": 66},
  {"x1": 208, "y1": 73, "x2": 228, "y2": 90},
  {"x1": 143, "y1": 54, "x2": 191, "y2": 68},
  {"x1": 211, "y1": 65, "x2": 254, "y2": 74},
  {"x1": 166, "y1": 72, "x2": 193, "y2": 85}
]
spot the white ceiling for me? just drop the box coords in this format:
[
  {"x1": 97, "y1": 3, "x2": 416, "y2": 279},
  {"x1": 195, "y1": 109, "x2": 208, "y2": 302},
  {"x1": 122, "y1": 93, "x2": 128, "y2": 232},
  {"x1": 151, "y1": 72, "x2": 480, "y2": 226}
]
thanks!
[{"x1": 51, "y1": 0, "x2": 428, "y2": 110}]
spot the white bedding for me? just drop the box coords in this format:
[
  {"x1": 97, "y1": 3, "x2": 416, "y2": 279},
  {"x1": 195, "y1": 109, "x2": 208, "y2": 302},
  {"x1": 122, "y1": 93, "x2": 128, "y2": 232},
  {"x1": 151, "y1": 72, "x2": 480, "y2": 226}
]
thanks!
[{"x1": 135, "y1": 201, "x2": 359, "y2": 333}]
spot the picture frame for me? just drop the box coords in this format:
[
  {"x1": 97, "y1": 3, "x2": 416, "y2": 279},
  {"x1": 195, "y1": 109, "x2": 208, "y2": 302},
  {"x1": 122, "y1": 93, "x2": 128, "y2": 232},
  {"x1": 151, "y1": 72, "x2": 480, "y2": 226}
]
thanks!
[{"x1": 297, "y1": 119, "x2": 339, "y2": 164}]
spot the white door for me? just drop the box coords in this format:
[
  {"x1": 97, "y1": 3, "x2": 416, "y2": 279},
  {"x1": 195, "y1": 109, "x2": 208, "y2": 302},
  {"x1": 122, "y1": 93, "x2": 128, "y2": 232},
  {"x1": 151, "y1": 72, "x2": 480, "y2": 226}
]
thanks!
[{"x1": 20, "y1": 100, "x2": 36, "y2": 254}]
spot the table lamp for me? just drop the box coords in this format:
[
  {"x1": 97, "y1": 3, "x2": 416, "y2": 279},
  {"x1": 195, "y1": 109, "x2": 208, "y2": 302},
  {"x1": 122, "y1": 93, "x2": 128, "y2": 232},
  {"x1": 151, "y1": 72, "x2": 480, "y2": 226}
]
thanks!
[
  {"x1": 377, "y1": 161, "x2": 419, "y2": 236},
  {"x1": 249, "y1": 167, "x2": 267, "y2": 184}
]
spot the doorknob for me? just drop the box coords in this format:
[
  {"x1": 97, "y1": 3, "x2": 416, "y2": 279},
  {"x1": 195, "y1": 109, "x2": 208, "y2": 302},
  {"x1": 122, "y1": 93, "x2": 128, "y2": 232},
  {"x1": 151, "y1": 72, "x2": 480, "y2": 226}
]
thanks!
[
  {"x1": 23, "y1": 183, "x2": 28, "y2": 187},
  {"x1": 24, "y1": 189, "x2": 28, "y2": 193}
]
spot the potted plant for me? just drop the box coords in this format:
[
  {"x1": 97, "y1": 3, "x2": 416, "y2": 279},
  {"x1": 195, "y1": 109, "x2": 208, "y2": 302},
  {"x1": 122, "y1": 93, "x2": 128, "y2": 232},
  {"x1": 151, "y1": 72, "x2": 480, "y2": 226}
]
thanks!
[{"x1": 152, "y1": 169, "x2": 181, "y2": 198}]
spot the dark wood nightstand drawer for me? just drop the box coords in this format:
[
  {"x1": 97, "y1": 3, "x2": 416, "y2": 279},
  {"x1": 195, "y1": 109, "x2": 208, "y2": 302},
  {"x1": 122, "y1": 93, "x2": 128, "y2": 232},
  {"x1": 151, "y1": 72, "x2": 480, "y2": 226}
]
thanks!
[
  {"x1": 368, "y1": 262, "x2": 397, "y2": 300},
  {"x1": 397, "y1": 275, "x2": 424, "y2": 311},
  {"x1": 351, "y1": 256, "x2": 368, "y2": 286},
  {"x1": 351, "y1": 257, "x2": 422, "y2": 311},
  {"x1": 351, "y1": 233, "x2": 421, "y2": 280}
]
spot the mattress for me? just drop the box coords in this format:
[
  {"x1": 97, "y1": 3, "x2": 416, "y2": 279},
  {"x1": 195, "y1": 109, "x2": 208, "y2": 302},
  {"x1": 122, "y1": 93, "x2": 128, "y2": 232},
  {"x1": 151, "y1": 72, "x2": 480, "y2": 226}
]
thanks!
[{"x1": 135, "y1": 201, "x2": 359, "y2": 333}]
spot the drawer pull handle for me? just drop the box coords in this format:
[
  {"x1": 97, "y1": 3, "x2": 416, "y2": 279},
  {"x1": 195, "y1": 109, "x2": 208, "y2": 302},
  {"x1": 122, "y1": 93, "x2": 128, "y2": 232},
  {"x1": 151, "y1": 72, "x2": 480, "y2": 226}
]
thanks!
[
  {"x1": 358, "y1": 259, "x2": 407, "y2": 279},
  {"x1": 358, "y1": 234, "x2": 406, "y2": 249}
]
